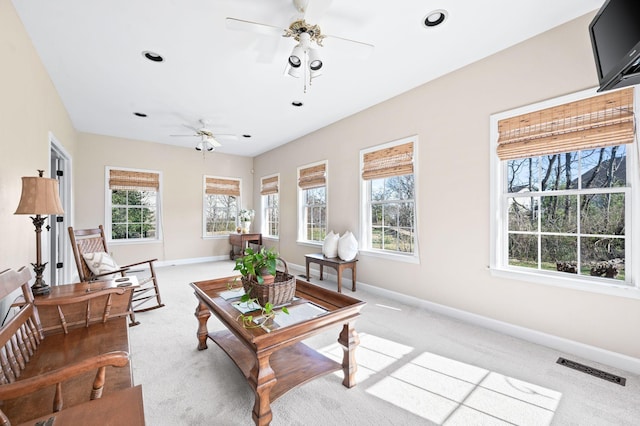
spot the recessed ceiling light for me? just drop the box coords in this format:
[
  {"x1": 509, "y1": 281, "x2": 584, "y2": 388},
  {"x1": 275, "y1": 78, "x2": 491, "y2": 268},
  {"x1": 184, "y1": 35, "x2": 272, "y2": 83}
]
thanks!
[
  {"x1": 142, "y1": 51, "x2": 164, "y2": 62},
  {"x1": 133, "y1": 112, "x2": 147, "y2": 117},
  {"x1": 423, "y1": 10, "x2": 448, "y2": 28},
  {"x1": 242, "y1": 134, "x2": 252, "y2": 138},
  {"x1": 292, "y1": 101, "x2": 304, "y2": 107}
]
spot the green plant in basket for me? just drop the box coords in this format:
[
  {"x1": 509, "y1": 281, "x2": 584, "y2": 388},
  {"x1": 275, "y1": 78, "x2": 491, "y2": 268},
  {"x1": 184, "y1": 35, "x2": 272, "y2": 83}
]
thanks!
[{"x1": 233, "y1": 246, "x2": 279, "y2": 284}]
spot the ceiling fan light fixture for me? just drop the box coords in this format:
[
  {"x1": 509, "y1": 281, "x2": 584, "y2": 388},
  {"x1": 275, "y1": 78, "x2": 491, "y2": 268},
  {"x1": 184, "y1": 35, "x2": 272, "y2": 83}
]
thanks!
[
  {"x1": 308, "y1": 48, "x2": 322, "y2": 71},
  {"x1": 195, "y1": 141, "x2": 204, "y2": 151},
  {"x1": 288, "y1": 65, "x2": 302, "y2": 78},
  {"x1": 288, "y1": 44, "x2": 304, "y2": 67}
]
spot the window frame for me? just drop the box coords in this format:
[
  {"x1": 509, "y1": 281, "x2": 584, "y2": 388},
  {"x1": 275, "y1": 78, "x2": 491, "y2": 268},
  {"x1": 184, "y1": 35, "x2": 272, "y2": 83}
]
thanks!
[
  {"x1": 202, "y1": 175, "x2": 242, "y2": 238},
  {"x1": 105, "y1": 166, "x2": 162, "y2": 244},
  {"x1": 359, "y1": 136, "x2": 420, "y2": 264},
  {"x1": 297, "y1": 161, "x2": 328, "y2": 246},
  {"x1": 490, "y1": 87, "x2": 640, "y2": 299},
  {"x1": 261, "y1": 173, "x2": 280, "y2": 239}
]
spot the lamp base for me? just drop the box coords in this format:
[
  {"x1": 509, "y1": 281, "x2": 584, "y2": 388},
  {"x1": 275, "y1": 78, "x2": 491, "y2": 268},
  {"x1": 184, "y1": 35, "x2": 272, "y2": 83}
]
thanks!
[
  {"x1": 31, "y1": 262, "x2": 50, "y2": 296},
  {"x1": 31, "y1": 281, "x2": 51, "y2": 296}
]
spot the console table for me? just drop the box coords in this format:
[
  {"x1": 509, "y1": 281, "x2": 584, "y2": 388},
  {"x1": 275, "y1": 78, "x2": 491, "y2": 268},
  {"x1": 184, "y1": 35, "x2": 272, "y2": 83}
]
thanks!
[
  {"x1": 305, "y1": 253, "x2": 357, "y2": 293},
  {"x1": 229, "y1": 232, "x2": 262, "y2": 259},
  {"x1": 191, "y1": 276, "x2": 365, "y2": 426}
]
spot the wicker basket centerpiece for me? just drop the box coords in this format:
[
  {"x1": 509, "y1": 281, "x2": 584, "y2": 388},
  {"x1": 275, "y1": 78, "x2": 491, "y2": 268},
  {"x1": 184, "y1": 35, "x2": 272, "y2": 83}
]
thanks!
[{"x1": 234, "y1": 247, "x2": 296, "y2": 307}]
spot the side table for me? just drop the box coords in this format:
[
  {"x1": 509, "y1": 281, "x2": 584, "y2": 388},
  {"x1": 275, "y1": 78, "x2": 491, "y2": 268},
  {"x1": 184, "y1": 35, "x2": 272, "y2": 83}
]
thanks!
[{"x1": 229, "y1": 232, "x2": 262, "y2": 259}]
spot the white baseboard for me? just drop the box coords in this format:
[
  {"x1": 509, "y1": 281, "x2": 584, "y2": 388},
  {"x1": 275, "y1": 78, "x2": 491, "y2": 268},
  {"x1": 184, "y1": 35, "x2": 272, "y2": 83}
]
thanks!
[
  {"x1": 155, "y1": 255, "x2": 229, "y2": 268},
  {"x1": 288, "y1": 262, "x2": 640, "y2": 375}
]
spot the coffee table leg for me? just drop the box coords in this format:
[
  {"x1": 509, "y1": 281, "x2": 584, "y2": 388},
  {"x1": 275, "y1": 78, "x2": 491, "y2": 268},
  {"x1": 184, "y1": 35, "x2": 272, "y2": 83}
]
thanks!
[
  {"x1": 194, "y1": 301, "x2": 211, "y2": 350},
  {"x1": 250, "y1": 353, "x2": 276, "y2": 426},
  {"x1": 338, "y1": 322, "x2": 360, "y2": 388}
]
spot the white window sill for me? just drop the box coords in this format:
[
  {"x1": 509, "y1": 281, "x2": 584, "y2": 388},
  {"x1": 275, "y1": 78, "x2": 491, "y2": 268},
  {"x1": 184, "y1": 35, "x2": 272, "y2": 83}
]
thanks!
[
  {"x1": 490, "y1": 267, "x2": 640, "y2": 300},
  {"x1": 202, "y1": 235, "x2": 233, "y2": 240},
  {"x1": 359, "y1": 249, "x2": 420, "y2": 264},
  {"x1": 296, "y1": 240, "x2": 323, "y2": 249},
  {"x1": 108, "y1": 238, "x2": 162, "y2": 246}
]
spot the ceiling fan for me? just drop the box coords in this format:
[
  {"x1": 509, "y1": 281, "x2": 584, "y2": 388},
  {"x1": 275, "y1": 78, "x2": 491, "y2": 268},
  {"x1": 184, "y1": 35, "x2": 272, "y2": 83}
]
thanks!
[
  {"x1": 226, "y1": 0, "x2": 373, "y2": 90},
  {"x1": 170, "y1": 119, "x2": 235, "y2": 152}
]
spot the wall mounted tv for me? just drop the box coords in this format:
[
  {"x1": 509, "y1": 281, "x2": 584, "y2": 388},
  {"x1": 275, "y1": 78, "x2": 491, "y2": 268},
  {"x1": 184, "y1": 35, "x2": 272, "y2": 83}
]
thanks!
[{"x1": 589, "y1": 0, "x2": 640, "y2": 92}]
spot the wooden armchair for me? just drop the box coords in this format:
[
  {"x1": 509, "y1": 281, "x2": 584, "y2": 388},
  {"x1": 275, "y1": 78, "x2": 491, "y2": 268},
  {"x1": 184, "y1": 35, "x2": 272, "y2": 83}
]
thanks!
[{"x1": 68, "y1": 225, "x2": 165, "y2": 313}]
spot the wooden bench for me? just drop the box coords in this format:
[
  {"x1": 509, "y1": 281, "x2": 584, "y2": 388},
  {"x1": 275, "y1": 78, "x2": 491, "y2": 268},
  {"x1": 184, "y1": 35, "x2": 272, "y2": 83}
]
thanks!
[
  {"x1": 305, "y1": 253, "x2": 357, "y2": 293},
  {"x1": 0, "y1": 267, "x2": 138, "y2": 425}
]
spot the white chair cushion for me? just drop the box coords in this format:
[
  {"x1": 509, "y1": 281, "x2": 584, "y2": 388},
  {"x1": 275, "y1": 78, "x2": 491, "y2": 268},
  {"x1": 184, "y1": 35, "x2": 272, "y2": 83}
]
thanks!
[
  {"x1": 82, "y1": 251, "x2": 119, "y2": 278},
  {"x1": 338, "y1": 231, "x2": 358, "y2": 261}
]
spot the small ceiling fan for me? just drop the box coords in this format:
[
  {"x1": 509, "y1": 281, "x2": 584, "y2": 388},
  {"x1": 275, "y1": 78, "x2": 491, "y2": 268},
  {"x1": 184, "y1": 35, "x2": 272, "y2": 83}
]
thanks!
[
  {"x1": 170, "y1": 119, "x2": 235, "y2": 151},
  {"x1": 226, "y1": 0, "x2": 373, "y2": 90}
]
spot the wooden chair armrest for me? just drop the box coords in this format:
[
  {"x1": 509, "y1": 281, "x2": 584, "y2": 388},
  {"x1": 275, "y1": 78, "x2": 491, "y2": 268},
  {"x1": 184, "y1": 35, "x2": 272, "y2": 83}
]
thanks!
[
  {"x1": 91, "y1": 267, "x2": 130, "y2": 280},
  {"x1": 120, "y1": 259, "x2": 157, "y2": 269},
  {"x1": 34, "y1": 288, "x2": 127, "y2": 307},
  {"x1": 0, "y1": 351, "x2": 129, "y2": 400}
]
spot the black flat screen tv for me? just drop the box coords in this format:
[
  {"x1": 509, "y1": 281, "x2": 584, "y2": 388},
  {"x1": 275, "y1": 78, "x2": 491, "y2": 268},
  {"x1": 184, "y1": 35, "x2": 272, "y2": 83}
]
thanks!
[{"x1": 589, "y1": 0, "x2": 640, "y2": 92}]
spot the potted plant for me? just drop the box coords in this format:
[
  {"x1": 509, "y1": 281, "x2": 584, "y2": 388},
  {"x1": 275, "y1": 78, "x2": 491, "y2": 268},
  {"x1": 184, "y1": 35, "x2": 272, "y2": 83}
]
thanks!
[
  {"x1": 234, "y1": 246, "x2": 278, "y2": 284},
  {"x1": 233, "y1": 246, "x2": 296, "y2": 307},
  {"x1": 232, "y1": 247, "x2": 294, "y2": 328}
]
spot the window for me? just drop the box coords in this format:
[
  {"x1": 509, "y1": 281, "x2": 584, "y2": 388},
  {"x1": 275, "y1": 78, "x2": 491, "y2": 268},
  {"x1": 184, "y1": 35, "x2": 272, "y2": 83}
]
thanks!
[
  {"x1": 204, "y1": 176, "x2": 240, "y2": 236},
  {"x1": 491, "y1": 87, "x2": 638, "y2": 291},
  {"x1": 360, "y1": 138, "x2": 417, "y2": 257},
  {"x1": 261, "y1": 174, "x2": 279, "y2": 238},
  {"x1": 298, "y1": 162, "x2": 327, "y2": 243},
  {"x1": 106, "y1": 167, "x2": 160, "y2": 241}
]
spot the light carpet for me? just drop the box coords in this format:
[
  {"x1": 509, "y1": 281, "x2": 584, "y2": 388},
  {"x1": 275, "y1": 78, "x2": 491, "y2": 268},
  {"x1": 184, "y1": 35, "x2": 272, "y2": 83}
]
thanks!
[{"x1": 129, "y1": 261, "x2": 639, "y2": 425}]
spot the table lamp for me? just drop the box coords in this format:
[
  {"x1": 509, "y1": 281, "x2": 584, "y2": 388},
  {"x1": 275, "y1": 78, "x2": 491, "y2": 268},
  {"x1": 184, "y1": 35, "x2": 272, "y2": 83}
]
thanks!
[{"x1": 14, "y1": 170, "x2": 64, "y2": 296}]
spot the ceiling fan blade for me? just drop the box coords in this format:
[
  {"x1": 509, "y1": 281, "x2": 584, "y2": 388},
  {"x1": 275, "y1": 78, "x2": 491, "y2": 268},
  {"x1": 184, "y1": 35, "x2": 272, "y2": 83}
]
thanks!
[
  {"x1": 209, "y1": 138, "x2": 223, "y2": 148},
  {"x1": 215, "y1": 134, "x2": 238, "y2": 140},
  {"x1": 170, "y1": 134, "x2": 197, "y2": 137},
  {"x1": 182, "y1": 123, "x2": 200, "y2": 132},
  {"x1": 302, "y1": 0, "x2": 333, "y2": 23},
  {"x1": 225, "y1": 17, "x2": 286, "y2": 37},
  {"x1": 324, "y1": 34, "x2": 375, "y2": 59}
]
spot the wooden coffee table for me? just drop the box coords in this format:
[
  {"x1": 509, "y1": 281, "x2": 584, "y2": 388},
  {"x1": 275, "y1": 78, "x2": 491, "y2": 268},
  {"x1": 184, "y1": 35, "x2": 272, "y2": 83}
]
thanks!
[{"x1": 191, "y1": 276, "x2": 366, "y2": 426}]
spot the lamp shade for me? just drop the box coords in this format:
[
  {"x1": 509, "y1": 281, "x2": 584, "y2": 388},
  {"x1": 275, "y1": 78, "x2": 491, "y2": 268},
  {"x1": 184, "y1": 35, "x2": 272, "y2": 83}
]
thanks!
[{"x1": 14, "y1": 176, "x2": 64, "y2": 215}]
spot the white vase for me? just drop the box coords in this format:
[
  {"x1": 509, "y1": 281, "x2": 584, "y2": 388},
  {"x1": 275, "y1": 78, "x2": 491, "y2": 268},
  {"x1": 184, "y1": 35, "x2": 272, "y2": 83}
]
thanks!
[{"x1": 242, "y1": 221, "x2": 251, "y2": 233}]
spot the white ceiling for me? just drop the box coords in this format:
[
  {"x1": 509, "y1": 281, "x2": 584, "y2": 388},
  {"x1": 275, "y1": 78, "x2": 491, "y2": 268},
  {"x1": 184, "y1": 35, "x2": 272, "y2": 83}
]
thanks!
[{"x1": 13, "y1": 0, "x2": 604, "y2": 157}]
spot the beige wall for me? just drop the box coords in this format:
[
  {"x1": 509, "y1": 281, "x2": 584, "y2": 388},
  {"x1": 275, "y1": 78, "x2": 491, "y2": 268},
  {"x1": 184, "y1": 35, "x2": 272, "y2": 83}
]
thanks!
[
  {"x1": 0, "y1": 1, "x2": 77, "y2": 272},
  {"x1": 253, "y1": 12, "x2": 640, "y2": 359},
  {"x1": 74, "y1": 133, "x2": 254, "y2": 266}
]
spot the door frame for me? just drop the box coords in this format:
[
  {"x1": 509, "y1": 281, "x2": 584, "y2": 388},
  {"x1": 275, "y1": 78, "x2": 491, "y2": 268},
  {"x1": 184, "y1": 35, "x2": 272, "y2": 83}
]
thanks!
[{"x1": 49, "y1": 132, "x2": 73, "y2": 285}]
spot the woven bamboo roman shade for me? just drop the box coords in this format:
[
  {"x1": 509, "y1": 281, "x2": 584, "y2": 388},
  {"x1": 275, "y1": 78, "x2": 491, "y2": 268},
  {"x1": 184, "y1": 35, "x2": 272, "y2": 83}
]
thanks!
[
  {"x1": 109, "y1": 169, "x2": 159, "y2": 191},
  {"x1": 298, "y1": 163, "x2": 326, "y2": 190},
  {"x1": 205, "y1": 177, "x2": 240, "y2": 196},
  {"x1": 497, "y1": 88, "x2": 635, "y2": 160},
  {"x1": 362, "y1": 141, "x2": 414, "y2": 180},
  {"x1": 260, "y1": 176, "x2": 279, "y2": 196}
]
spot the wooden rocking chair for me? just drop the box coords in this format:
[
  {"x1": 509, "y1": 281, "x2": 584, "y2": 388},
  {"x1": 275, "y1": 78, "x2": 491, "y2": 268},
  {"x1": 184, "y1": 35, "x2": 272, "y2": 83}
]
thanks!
[{"x1": 68, "y1": 225, "x2": 165, "y2": 315}]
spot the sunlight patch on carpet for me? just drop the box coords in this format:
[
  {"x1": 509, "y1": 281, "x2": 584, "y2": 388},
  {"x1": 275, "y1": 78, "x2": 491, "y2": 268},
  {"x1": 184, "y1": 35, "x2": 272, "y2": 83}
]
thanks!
[
  {"x1": 366, "y1": 351, "x2": 562, "y2": 425},
  {"x1": 319, "y1": 333, "x2": 414, "y2": 382}
]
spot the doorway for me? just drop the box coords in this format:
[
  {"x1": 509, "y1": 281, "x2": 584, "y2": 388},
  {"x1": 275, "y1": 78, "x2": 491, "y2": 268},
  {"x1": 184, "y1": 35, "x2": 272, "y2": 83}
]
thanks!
[{"x1": 49, "y1": 134, "x2": 73, "y2": 286}]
